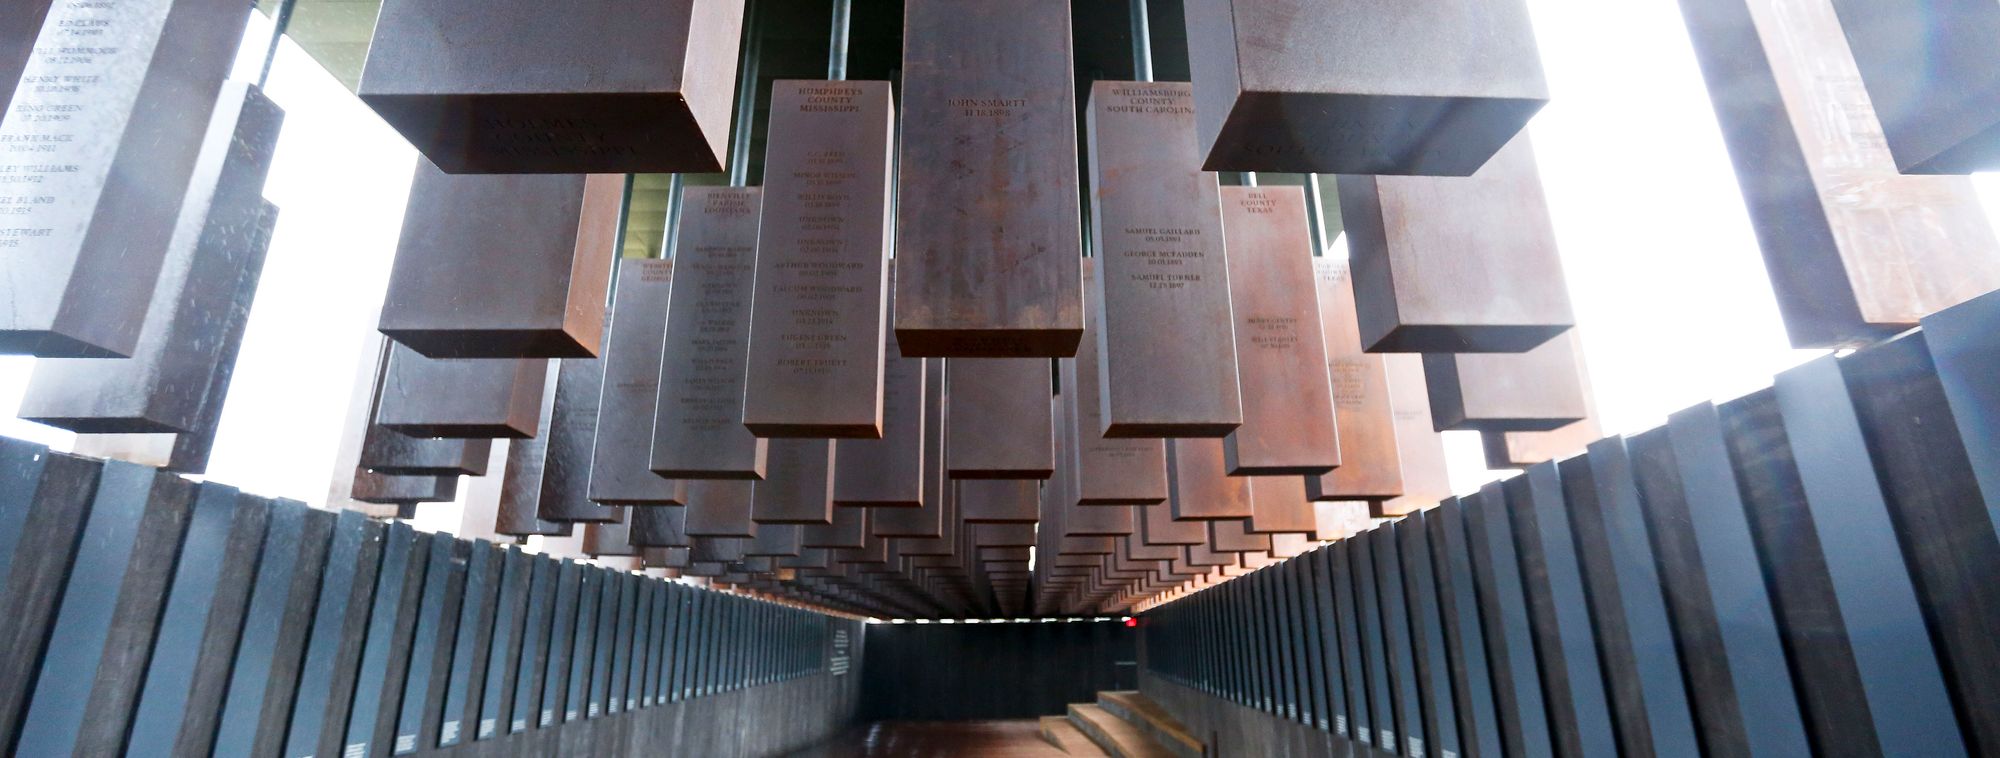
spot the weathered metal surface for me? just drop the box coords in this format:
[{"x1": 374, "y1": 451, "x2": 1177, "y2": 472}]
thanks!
[
  {"x1": 380, "y1": 166, "x2": 621, "y2": 358},
  {"x1": 684, "y1": 480, "x2": 757, "y2": 538},
  {"x1": 743, "y1": 80, "x2": 895, "y2": 439},
  {"x1": 584, "y1": 518, "x2": 641, "y2": 558},
  {"x1": 0, "y1": 0, "x2": 253, "y2": 357},
  {"x1": 1341, "y1": 134, "x2": 1574, "y2": 353},
  {"x1": 1207, "y1": 517, "x2": 1272, "y2": 553},
  {"x1": 803, "y1": 505, "x2": 869, "y2": 549},
  {"x1": 1722, "y1": 369, "x2": 1968, "y2": 755},
  {"x1": 1424, "y1": 326, "x2": 1589, "y2": 432},
  {"x1": 747, "y1": 523, "x2": 804, "y2": 557},
  {"x1": 893, "y1": 0, "x2": 1084, "y2": 358},
  {"x1": 629, "y1": 506, "x2": 692, "y2": 549},
  {"x1": 1559, "y1": 440, "x2": 1702, "y2": 757},
  {"x1": 834, "y1": 294, "x2": 926, "y2": 506},
  {"x1": 946, "y1": 358, "x2": 1055, "y2": 479},
  {"x1": 500, "y1": 386, "x2": 580, "y2": 540},
  {"x1": 1306, "y1": 258, "x2": 1403, "y2": 502},
  {"x1": 1826, "y1": 0, "x2": 2000, "y2": 174},
  {"x1": 1827, "y1": 335, "x2": 2000, "y2": 754},
  {"x1": 361, "y1": 427, "x2": 491, "y2": 478},
  {"x1": 357, "y1": 0, "x2": 745, "y2": 173},
  {"x1": 872, "y1": 360, "x2": 948, "y2": 538},
  {"x1": 1181, "y1": 0, "x2": 1547, "y2": 176},
  {"x1": 751, "y1": 440, "x2": 836, "y2": 525},
  {"x1": 1373, "y1": 355, "x2": 1454, "y2": 517},
  {"x1": 652, "y1": 186, "x2": 765, "y2": 479},
  {"x1": 1140, "y1": 500, "x2": 1211, "y2": 547},
  {"x1": 20, "y1": 83, "x2": 283, "y2": 432},
  {"x1": 538, "y1": 357, "x2": 622, "y2": 523},
  {"x1": 957, "y1": 480, "x2": 1040, "y2": 524},
  {"x1": 375, "y1": 344, "x2": 549, "y2": 439},
  {"x1": 1481, "y1": 330, "x2": 1602, "y2": 469},
  {"x1": 1245, "y1": 477, "x2": 1316, "y2": 534},
  {"x1": 350, "y1": 468, "x2": 458, "y2": 507},
  {"x1": 1087, "y1": 81, "x2": 1243, "y2": 438},
  {"x1": 1219, "y1": 186, "x2": 1338, "y2": 475},
  {"x1": 1681, "y1": 0, "x2": 2000, "y2": 346},
  {"x1": 1627, "y1": 410, "x2": 1812, "y2": 755},
  {"x1": 1166, "y1": 438, "x2": 1253, "y2": 521},
  {"x1": 590, "y1": 259, "x2": 686, "y2": 505},
  {"x1": 1063, "y1": 260, "x2": 1168, "y2": 504}
]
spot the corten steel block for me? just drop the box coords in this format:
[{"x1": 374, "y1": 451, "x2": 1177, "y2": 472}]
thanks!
[
  {"x1": 1141, "y1": 500, "x2": 1210, "y2": 546},
  {"x1": 207, "y1": 504, "x2": 332, "y2": 757},
  {"x1": 629, "y1": 505, "x2": 690, "y2": 548},
  {"x1": 747, "y1": 524, "x2": 804, "y2": 557},
  {"x1": 21, "y1": 83, "x2": 283, "y2": 433},
  {"x1": 1837, "y1": 331, "x2": 2000, "y2": 754},
  {"x1": 350, "y1": 469, "x2": 457, "y2": 506},
  {"x1": 375, "y1": 344, "x2": 549, "y2": 439},
  {"x1": 1424, "y1": 328, "x2": 1589, "y2": 433},
  {"x1": 1626, "y1": 410, "x2": 1813, "y2": 755},
  {"x1": 1827, "y1": 0, "x2": 2000, "y2": 173},
  {"x1": 0, "y1": 0, "x2": 55, "y2": 113},
  {"x1": 651, "y1": 187, "x2": 766, "y2": 480},
  {"x1": 1559, "y1": 442, "x2": 1702, "y2": 757},
  {"x1": 1088, "y1": 81, "x2": 1244, "y2": 438},
  {"x1": 9, "y1": 461, "x2": 193, "y2": 757},
  {"x1": 379, "y1": 166, "x2": 621, "y2": 358},
  {"x1": 1220, "y1": 186, "x2": 1339, "y2": 475},
  {"x1": 589, "y1": 259, "x2": 686, "y2": 505},
  {"x1": 957, "y1": 480, "x2": 1040, "y2": 523},
  {"x1": 356, "y1": 0, "x2": 744, "y2": 174},
  {"x1": 684, "y1": 480, "x2": 757, "y2": 538},
  {"x1": 1722, "y1": 370, "x2": 1968, "y2": 755},
  {"x1": 1500, "y1": 463, "x2": 1619, "y2": 757},
  {"x1": 1166, "y1": 438, "x2": 1253, "y2": 520},
  {"x1": 538, "y1": 357, "x2": 622, "y2": 523},
  {"x1": 893, "y1": 0, "x2": 1084, "y2": 358},
  {"x1": 125, "y1": 489, "x2": 267, "y2": 757},
  {"x1": 835, "y1": 291, "x2": 927, "y2": 507},
  {"x1": 499, "y1": 388, "x2": 584, "y2": 534},
  {"x1": 282, "y1": 512, "x2": 387, "y2": 758},
  {"x1": 158, "y1": 199, "x2": 277, "y2": 476},
  {"x1": 1207, "y1": 517, "x2": 1271, "y2": 553},
  {"x1": 750, "y1": 439, "x2": 836, "y2": 525},
  {"x1": 1065, "y1": 502, "x2": 1135, "y2": 537},
  {"x1": 1307, "y1": 258, "x2": 1401, "y2": 502},
  {"x1": 361, "y1": 427, "x2": 490, "y2": 477},
  {"x1": 584, "y1": 517, "x2": 642, "y2": 557},
  {"x1": 1682, "y1": 0, "x2": 2000, "y2": 347},
  {"x1": 743, "y1": 80, "x2": 895, "y2": 439},
  {"x1": 1482, "y1": 332, "x2": 1602, "y2": 469},
  {"x1": 872, "y1": 360, "x2": 949, "y2": 539},
  {"x1": 399, "y1": 537, "x2": 466, "y2": 750},
  {"x1": 343, "y1": 524, "x2": 429, "y2": 757},
  {"x1": 1341, "y1": 134, "x2": 1575, "y2": 353},
  {"x1": 946, "y1": 358, "x2": 1055, "y2": 479},
  {"x1": 1922, "y1": 290, "x2": 2000, "y2": 531},
  {"x1": 1181, "y1": 0, "x2": 1547, "y2": 176},
  {"x1": 1373, "y1": 355, "x2": 1453, "y2": 516},
  {"x1": 1064, "y1": 261, "x2": 1168, "y2": 504},
  {"x1": 1245, "y1": 476, "x2": 1316, "y2": 534},
  {"x1": 804, "y1": 505, "x2": 869, "y2": 549},
  {"x1": 0, "y1": 0, "x2": 253, "y2": 358}
]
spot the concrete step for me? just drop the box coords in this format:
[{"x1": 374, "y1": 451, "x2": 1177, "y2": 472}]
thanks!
[
  {"x1": 1041, "y1": 715, "x2": 1111, "y2": 756},
  {"x1": 1097, "y1": 691, "x2": 1204, "y2": 758},
  {"x1": 1068, "y1": 703, "x2": 1177, "y2": 758}
]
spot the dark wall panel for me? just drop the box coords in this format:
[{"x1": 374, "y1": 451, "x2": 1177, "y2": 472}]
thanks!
[{"x1": 861, "y1": 622, "x2": 1137, "y2": 720}]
